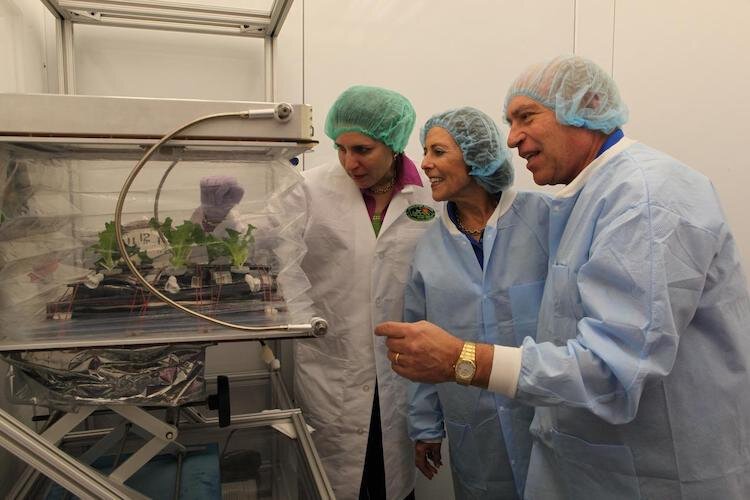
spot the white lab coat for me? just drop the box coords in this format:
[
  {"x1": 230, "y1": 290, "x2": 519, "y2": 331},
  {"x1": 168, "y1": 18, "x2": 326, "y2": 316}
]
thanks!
[{"x1": 290, "y1": 161, "x2": 440, "y2": 500}]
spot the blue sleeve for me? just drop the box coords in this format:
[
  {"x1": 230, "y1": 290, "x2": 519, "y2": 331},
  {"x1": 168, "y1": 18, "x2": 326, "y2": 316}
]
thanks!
[
  {"x1": 517, "y1": 202, "x2": 719, "y2": 424},
  {"x1": 403, "y1": 251, "x2": 445, "y2": 439},
  {"x1": 408, "y1": 381, "x2": 445, "y2": 441},
  {"x1": 403, "y1": 258, "x2": 425, "y2": 324}
]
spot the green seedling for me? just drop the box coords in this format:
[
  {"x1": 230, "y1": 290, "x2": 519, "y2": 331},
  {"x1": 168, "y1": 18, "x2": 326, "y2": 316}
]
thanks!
[
  {"x1": 220, "y1": 225, "x2": 256, "y2": 268},
  {"x1": 89, "y1": 221, "x2": 152, "y2": 272},
  {"x1": 149, "y1": 217, "x2": 205, "y2": 269}
]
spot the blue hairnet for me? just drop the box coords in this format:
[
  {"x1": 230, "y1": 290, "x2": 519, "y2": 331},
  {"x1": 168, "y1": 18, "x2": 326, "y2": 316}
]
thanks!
[
  {"x1": 420, "y1": 107, "x2": 513, "y2": 194},
  {"x1": 504, "y1": 55, "x2": 628, "y2": 133},
  {"x1": 325, "y1": 85, "x2": 416, "y2": 153}
]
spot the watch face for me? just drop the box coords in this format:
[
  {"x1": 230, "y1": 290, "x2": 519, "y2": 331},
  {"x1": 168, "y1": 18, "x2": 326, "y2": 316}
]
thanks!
[{"x1": 455, "y1": 360, "x2": 475, "y2": 379}]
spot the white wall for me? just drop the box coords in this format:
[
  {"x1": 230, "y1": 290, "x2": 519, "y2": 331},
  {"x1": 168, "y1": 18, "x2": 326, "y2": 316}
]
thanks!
[
  {"x1": 74, "y1": 24, "x2": 267, "y2": 100},
  {"x1": 0, "y1": 0, "x2": 49, "y2": 93},
  {"x1": 1, "y1": 0, "x2": 749, "y2": 496},
  {"x1": 612, "y1": 0, "x2": 750, "y2": 269},
  {"x1": 301, "y1": 0, "x2": 575, "y2": 191}
]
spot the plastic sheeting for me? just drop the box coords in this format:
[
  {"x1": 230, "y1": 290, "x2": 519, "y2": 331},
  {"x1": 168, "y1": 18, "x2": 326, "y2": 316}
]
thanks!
[
  {"x1": 4, "y1": 344, "x2": 206, "y2": 409},
  {"x1": 0, "y1": 146, "x2": 314, "y2": 345}
]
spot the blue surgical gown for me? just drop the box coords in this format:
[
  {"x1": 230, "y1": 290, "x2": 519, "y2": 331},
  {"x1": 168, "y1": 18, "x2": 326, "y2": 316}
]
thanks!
[
  {"x1": 518, "y1": 140, "x2": 750, "y2": 499},
  {"x1": 405, "y1": 190, "x2": 550, "y2": 499}
]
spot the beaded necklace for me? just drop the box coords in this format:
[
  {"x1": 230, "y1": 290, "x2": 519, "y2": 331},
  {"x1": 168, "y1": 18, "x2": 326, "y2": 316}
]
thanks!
[
  {"x1": 455, "y1": 215, "x2": 485, "y2": 236},
  {"x1": 367, "y1": 176, "x2": 395, "y2": 194}
]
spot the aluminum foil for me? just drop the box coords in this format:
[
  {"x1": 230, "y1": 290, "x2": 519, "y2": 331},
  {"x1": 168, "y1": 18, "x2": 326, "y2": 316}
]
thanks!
[{"x1": 4, "y1": 344, "x2": 206, "y2": 410}]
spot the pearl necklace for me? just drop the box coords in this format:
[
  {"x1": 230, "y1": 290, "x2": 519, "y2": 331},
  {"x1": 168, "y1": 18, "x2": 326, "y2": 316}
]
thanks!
[{"x1": 367, "y1": 176, "x2": 395, "y2": 194}]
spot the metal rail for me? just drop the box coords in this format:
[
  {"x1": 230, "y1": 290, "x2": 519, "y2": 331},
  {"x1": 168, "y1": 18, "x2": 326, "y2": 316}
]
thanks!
[
  {"x1": 43, "y1": 0, "x2": 295, "y2": 38},
  {"x1": 0, "y1": 406, "x2": 147, "y2": 499}
]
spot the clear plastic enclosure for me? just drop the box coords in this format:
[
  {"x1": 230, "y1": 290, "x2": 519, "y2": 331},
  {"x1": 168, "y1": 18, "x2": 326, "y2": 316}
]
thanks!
[
  {"x1": 0, "y1": 95, "x2": 317, "y2": 350},
  {"x1": 0, "y1": 146, "x2": 313, "y2": 346}
]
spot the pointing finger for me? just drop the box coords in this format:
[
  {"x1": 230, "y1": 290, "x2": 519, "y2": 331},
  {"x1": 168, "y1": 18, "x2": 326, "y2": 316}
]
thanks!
[{"x1": 375, "y1": 321, "x2": 409, "y2": 339}]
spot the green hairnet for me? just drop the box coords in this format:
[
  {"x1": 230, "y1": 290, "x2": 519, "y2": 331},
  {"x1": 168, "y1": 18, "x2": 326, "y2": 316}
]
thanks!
[
  {"x1": 325, "y1": 85, "x2": 416, "y2": 153},
  {"x1": 420, "y1": 107, "x2": 513, "y2": 194},
  {"x1": 504, "y1": 55, "x2": 628, "y2": 133}
]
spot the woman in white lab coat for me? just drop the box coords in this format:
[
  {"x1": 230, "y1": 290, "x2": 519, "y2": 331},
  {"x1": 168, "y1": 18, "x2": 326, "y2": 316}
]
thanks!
[{"x1": 290, "y1": 86, "x2": 439, "y2": 499}]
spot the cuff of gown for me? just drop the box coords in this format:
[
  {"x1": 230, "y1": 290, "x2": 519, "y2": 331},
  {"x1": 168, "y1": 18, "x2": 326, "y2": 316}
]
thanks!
[{"x1": 487, "y1": 345, "x2": 522, "y2": 398}]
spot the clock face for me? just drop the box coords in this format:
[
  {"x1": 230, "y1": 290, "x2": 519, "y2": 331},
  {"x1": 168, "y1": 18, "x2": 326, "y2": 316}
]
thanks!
[{"x1": 456, "y1": 361, "x2": 475, "y2": 379}]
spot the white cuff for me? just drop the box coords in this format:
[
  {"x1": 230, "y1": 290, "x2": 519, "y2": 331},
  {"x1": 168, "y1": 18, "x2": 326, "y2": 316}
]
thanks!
[{"x1": 487, "y1": 345, "x2": 522, "y2": 398}]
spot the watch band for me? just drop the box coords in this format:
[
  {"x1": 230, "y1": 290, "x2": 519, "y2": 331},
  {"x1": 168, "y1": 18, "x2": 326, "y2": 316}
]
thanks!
[
  {"x1": 454, "y1": 341, "x2": 477, "y2": 385},
  {"x1": 461, "y1": 341, "x2": 476, "y2": 362}
]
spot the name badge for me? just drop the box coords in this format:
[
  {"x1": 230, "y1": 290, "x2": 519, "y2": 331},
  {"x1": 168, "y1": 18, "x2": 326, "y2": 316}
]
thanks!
[{"x1": 405, "y1": 204, "x2": 436, "y2": 222}]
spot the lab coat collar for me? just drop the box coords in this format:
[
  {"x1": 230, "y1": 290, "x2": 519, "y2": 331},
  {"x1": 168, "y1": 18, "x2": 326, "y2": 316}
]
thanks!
[
  {"x1": 378, "y1": 180, "x2": 423, "y2": 235},
  {"x1": 315, "y1": 163, "x2": 427, "y2": 239},
  {"x1": 555, "y1": 137, "x2": 637, "y2": 199},
  {"x1": 326, "y1": 164, "x2": 373, "y2": 216}
]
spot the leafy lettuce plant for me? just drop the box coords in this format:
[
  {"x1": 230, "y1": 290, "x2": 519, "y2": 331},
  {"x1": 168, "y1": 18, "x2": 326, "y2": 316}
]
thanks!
[
  {"x1": 149, "y1": 217, "x2": 205, "y2": 269},
  {"x1": 89, "y1": 221, "x2": 152, "y2": 272},
  {"x1": 220, "y1": 225, "x2": 256, "y2": 268},
  {"x1": 196, "y1": 232, "x2": 224, "y2": 264}
]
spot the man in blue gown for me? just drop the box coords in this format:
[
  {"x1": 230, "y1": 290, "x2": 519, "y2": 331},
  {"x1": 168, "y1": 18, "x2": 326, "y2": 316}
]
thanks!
[{"x1": 377, "y1": 55, "x2": 750, "y2": 499}]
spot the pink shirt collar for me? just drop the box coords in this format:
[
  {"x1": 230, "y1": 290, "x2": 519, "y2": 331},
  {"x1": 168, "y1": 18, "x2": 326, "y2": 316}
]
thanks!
[
  {"x1": 394, "y1": 154, "x2": 424, "y2": 190},
  {"x1": 362, "y1": 155, "x2": 423, "y2": 218}
]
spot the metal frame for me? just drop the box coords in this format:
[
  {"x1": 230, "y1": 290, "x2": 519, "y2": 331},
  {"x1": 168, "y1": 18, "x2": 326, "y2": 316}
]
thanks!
[
  {"x1": 178, "y1": 370, "x2": 334, "y2": 498},
  {"x1": 3, "y1": 370, "x2": 334, "y2": 498},
  {"x1": 40, "y1": 0, "x2": 295, "y2": 98},
  {"x1": 0, "y1": 406, "x2": 148, "y2": 499},
  {"x1": 0, "y1": 94, "x2": 315, "y2": 147},
  {"x1": 0, "y1": 324, "x2": 322, "y2": 352}
]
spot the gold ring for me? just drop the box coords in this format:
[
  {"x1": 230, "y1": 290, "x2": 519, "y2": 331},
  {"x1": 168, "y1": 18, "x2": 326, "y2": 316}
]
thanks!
[{"x1": 394, "y1": 352, "x2": 401, "y2": 365}]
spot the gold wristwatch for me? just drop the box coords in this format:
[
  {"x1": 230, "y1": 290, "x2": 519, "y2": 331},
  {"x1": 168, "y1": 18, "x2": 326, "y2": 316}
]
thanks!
[{"x1": 454, "y1": 341, "x2": 477, "y2": 385}]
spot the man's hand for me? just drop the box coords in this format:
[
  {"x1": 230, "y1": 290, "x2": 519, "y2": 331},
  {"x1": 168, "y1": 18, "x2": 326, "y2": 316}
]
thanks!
[
  {"x1": 415, "y1": 440, "x2": 443, "y2": 479},
  {"x1": 375, "y1": 321, "x2": 463, "y2": 383}
]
